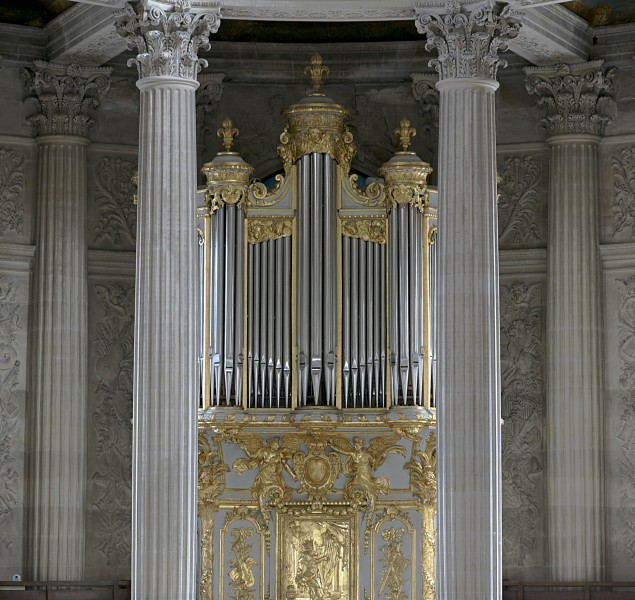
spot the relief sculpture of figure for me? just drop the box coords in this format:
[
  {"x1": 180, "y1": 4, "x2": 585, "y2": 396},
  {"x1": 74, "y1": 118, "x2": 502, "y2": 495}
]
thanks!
[
  {"x1": 330, "y1": 434, "x2": 406, "y2": 508},
  {"x1": 295, "y1": 538, "x2": 328, "y2": 600},
  {"x1": 231, "y1": 432, "x2": 303, "y2": 518}
]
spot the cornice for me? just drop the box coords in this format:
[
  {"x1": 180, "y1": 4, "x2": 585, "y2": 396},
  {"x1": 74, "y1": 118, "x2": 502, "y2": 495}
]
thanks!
[
  {"x1": 88, "y1": 249, "x2": 136, "y2": 277},
  {"x1": 499, "y1": 248, "x2": 547, "y2": 276}
]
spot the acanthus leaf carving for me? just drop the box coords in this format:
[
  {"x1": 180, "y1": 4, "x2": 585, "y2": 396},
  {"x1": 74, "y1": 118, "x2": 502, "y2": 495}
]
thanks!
[
  {"x1": 611, "y1": 146, "x2": 635, "y2": 239},
  {"x1": 497, "y1": 155, "x2": 543, "y2": 245},
  {"x1": 90, "y1": 282, "x2": 135, "y2": 566},
  {"x1": 22, "y1": 61, "x2": 111, "y2": 138},
  {"x1": 0, "y1": 148, "x2": 25, "y2": 238},
  {"x1": 94, "y1": 157, "x2": 138, "y2": 248},
  {"x1": 500, "y1": 281, "x2": 544, "y2": 567},
  {"x1": 525, "y1": 61, "x2": 615, "y2": 137},
  {"x1": 415, "y1": 1, "x2": 521, "y2": 81},
  {"x1": 115, "y1": 0, "x2": 221, "y2": 81},
  {"x1": 0, "y1": 277, "x2": 21, "y2": 555}
]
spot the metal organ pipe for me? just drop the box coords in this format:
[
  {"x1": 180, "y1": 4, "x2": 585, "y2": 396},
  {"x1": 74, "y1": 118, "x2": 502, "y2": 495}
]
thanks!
[
  {"x1": 342, "y1": 235, "x2": 351, "y2": 407},
  {"x1": 310, "y1": 153, "x2": 324, "y2": 401},
  {"x1": 298, "y1": 156, "x2": 311, "y2": 405},
  {"x1": 282, "y1": 235, "x2": 291, "y2": 406},
  {"x1": 224, "y1": 205, "x2": 236, "y2": 403},
  {"x1": 323, "y1": 156, "x2": 336, "y2": 406}
]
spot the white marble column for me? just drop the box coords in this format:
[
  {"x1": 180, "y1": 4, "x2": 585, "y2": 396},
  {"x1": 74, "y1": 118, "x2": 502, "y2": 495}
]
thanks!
[
  {"x1": 22, "y1": 61, "x2": 111, "y2": 580},
  {"x1": 116, "y1": 3, "x2": 219, "y2": 599},
  {"x1": 416, "y1": 4, "x2": 519, "y2": 599},
  {"x1": 525, "y1": 61, "x2": 614, "y2": 581}
]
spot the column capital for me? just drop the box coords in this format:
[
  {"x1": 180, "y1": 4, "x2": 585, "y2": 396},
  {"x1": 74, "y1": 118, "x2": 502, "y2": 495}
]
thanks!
[
  {"x1": 415, "y1": 1, "x2": 520, "y2": 81},
  {"x1": 115, "y1": 0, "x2": 221, "y2": 82},
  {"x1": 525, "y1": 60, "x2": 616, "y2": 137},
  {"x1": 21, "y1": 61, "x2": 111, "y2": 138}
]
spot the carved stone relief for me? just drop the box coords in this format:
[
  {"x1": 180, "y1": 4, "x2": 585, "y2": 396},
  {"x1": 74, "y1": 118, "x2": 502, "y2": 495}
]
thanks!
[
  {"x1": 93, "y1": 157, "x2": 137, "y2": 249},
  {"x1": 616, "y1": 275, "x2": 635, "y2": 560},
  {"x1": 497, "y1": 155, "x2": 544, "y2": 247},
  {"x1": 0, "y1": 277, "x2": 23, "y2": 559},
  {"x1": 87, "y1": 282, "x2": 134, "y2": 570},
  {"x1": 611, "y1": 147, "x2": 635, "y2": 240},
  {"x1": 500, "y1": 281, "x2": 545, "y2": 574},
  {"x1": 0, "y1": 148, "x2": 25, "y2": 238}
]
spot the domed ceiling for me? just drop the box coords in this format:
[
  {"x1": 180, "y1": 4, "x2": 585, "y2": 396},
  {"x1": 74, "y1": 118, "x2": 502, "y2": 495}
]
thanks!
[{"x1": 563, "y1": 0, "x2": 635, "y2": 25}]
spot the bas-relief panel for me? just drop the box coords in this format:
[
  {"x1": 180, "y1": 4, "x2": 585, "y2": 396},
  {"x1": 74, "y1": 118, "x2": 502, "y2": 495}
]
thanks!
[
  {"x1": 499, "y1": 279, "x2": 546, "y2": 580},
  {"x1": 605, "y1": 270, "x2": 635, "y2": 578},
  {"x1": 601, "y1": 143, "x2": 635, "y2": 244},
  {"x1": 497, "y1": 152, "x2": 547, "y2": 250},
  {"x1": 0, "y1": 144, "x2": 36, "y2": 244},
  {"x1": 85, "y1": 279, "x2": 134, "y2": 579},
  {"x1": 199, "y1": 418, "x2": 435, "y2": 600},
  {"x1": 87, "y1": 154, "x2": 137, "y2": 252},
  {"x1": 0, "y1": 274, "x2": 28, "y2": 580}
]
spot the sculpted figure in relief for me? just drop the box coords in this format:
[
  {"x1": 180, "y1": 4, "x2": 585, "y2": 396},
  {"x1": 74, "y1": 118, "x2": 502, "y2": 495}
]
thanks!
[{"x1": 330, "y1": 434, "x2": 405, "y2": 505}]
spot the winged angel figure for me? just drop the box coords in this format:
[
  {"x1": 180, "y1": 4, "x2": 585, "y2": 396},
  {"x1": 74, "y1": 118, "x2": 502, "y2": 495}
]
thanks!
[
  {"x1": 329, "y1": 434, "x2": 405, "y2": 510},
  {"x1": 231, "y1": 433, "x2": 303, "y2": 518}
]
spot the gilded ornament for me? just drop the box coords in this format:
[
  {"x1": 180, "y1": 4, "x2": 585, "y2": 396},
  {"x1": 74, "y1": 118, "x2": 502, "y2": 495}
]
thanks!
[
  {"x1": 304, "y1": 53, "x2": 329, "y2": 97},
  {"x1": 329, "y1": 434, "x2": 406, "y2": 514},
  {"x1": 394, "y1": 118, "x2": 416, "y2": 152},
  {"x1": 378, "y1": 528, "x2": 410, "y2": 600},
  {"x1": 405, "y1": 431, "x2": 436, "y2": 507},
  {"x1": 218, "y1": 117, "x2": 240, "y2": 152},
  {"x1": 230, "y1": 432, "x2": 303, "y2": 519},
  {"x1": 292, "y1": 436, "x2": 341, "y2": 503},
  {"x1": 340, "y1": 218, "x2": 387, "y2": 244},
  {"x1": 249, "y1": 174, "x2": 286, "y2": 206},
  {"x1": 379, "y1": 118, "x2": 432, "y2": 211},
  {"x1": 228, "y1": 528, "x2": 257, "y2": 600},
  {"x1": 428, "y1": 225, "x2": 437, "y2": 246},
  {"x1": 247, "y1": 217, "x2": 293, "y2": 244},
  {"x1": 347, "y1": 174, "x2": 385, "y2": 207}
]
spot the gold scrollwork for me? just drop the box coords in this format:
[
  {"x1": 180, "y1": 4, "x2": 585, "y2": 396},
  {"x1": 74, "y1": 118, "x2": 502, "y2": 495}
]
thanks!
[
  {"x1": 277, "y1": 104, "x2": 356, "y2": 175},
  {"x1": 340, "y1": 217, "x2": 387, "y2": 244},
  {"x1": 428, "y1": 225, "x2": 438, "y2": 246},
  {"x1": 293, "y1": 436, "x2": 341, "y2": 505},
  {"x1": 348, "y1": 174, "x2": 385, "y2": 207},
  {"x1": 249, "y1": 174, "x2": 285, "y2": 206},
  {"x1": 228, "y1": 528, "x2": 257, "y2": 600},
  {"x1": 247, "y1": 217, "x2": 293, "y2": 245}
]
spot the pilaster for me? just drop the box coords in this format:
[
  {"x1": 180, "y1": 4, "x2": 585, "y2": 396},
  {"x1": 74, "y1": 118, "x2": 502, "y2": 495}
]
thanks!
[
  {"x1": 415, "y1": 2, "x2": 520, "y2": 598},
  {"x1": 22, "y1": 60, "x2": 111, "y2": 580},
  {"x1": 525, "y1": 61, "x2": 614, "y2": 581},
  {"x1": 116, "y1": 2, "x2": 220, "y2": 598}
]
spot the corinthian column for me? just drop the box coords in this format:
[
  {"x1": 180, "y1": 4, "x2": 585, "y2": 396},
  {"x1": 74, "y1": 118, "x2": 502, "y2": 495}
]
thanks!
[
  {"x1": 415, "y1": 4, "x2": 520, "y2": 599},
  {"x1": 22, "y1": 61, "x2": 111, "y2": 580},
  {"x1": 525, "y1": 61, "x2": 614, "y2": 581},
  {"x1": 115, "y1": 3, "x2": 220, "y2": 599}
]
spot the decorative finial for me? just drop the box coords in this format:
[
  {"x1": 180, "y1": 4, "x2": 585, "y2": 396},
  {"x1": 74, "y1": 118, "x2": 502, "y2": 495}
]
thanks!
[
  {"x1": 304, "y1": 53, "x2": 329, "y2": 96},
  {"x1": 217, "y1": 117, "x2": 239, "y2": 152},
  {"x1": 394, "y1": 117, "x2": 416, "y2": 152}
]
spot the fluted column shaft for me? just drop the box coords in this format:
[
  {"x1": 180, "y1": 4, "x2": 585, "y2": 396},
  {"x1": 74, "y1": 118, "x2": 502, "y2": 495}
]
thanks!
[
  {"x1": 436, "y1": 78, "x2": 502, "y2": 600},
  {"x1": 29, "y1": 135, "x2": 88, "y2": 580},
  {"x1": 525, "y1": 61, "x2": 613, "y2": 581},
  {"x1": 546, "y1": 135, "x2": 604, "y2": 580},
  {"x1": 132, "y1": 77, "x2": 199, "y2": 600}
]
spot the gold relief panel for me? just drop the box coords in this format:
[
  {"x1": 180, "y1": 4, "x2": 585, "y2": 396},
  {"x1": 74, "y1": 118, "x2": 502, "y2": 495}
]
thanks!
[
  {"x1": 340, "y1": 217, "x2": 387, "y2": 245},
  {"x1": 247, "y1": 217, "x2": 294, "y2": 245},
  {"x1": 370, "y1": 508, "x2": 416, "y2": 600},
  {"x1": 221, "y1": 507, "x2": 266, "y2": 600},
  {"x1": 278, "y1": 513, "x2": 356, "y2": 600}
]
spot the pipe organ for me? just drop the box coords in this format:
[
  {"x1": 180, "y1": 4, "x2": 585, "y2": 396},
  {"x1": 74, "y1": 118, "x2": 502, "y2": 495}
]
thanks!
[
  {"x1": 198, "y1": 54, "x2": 437, "y2": 411},
  {"x1": 197, "y1": 55, "x2": 438, "y2": 600}
]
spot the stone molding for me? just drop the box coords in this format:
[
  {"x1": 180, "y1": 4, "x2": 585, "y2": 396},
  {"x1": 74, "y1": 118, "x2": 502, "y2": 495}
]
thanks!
[
  {"x1": 524, "y1": 60, "x2": 615, "y2": 137},
  {"x1": 410, "y1": 72, "x2": 439, "y2": 127},
  {"x1": 21, "y1": 61, "x2": 111, "y2": 138},
  {"x1": 414, "y1": 1, "x2": 520, "y2": 81},
  {"x1": 115, "y1": 0, "x2": 220, "y2": 81}
]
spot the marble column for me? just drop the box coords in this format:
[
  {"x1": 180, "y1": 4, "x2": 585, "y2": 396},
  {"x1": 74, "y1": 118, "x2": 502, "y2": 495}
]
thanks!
[
  {"x1": 22, "y1": 61, "x2": 111, "y2": 580},
  {"x1": 525, "y1": 61, "x2": 614, "y2": 581},
  {"x1": 116, "y1": 3, "x2": 220, "y2": 599},
  {"x1": 415, "y1": 4, "x2": 519, "y2": 599}
]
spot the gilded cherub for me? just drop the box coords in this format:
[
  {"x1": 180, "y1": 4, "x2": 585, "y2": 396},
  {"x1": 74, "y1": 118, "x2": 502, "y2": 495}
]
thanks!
[
  {"x1": 329, "y1": 434, "x2": 406, "y2": 503},
  {"x1": 231, "y1": 433, "x2": 303, "y2": 517}
]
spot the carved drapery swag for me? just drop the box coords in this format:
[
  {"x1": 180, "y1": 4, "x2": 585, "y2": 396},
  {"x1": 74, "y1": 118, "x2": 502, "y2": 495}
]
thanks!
[
  {"x1": 414, "y1": 0, "x2": 521, "y2": 81},
  {"x1": 22, "y1": 61, "x2": 111, "y2": 137},
  {"x1": 524, "y1": 61, "x2": 616, "y2": 137},
  {"x1": 115, "y1": 0, "x2": 221, "y2": 81}
]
